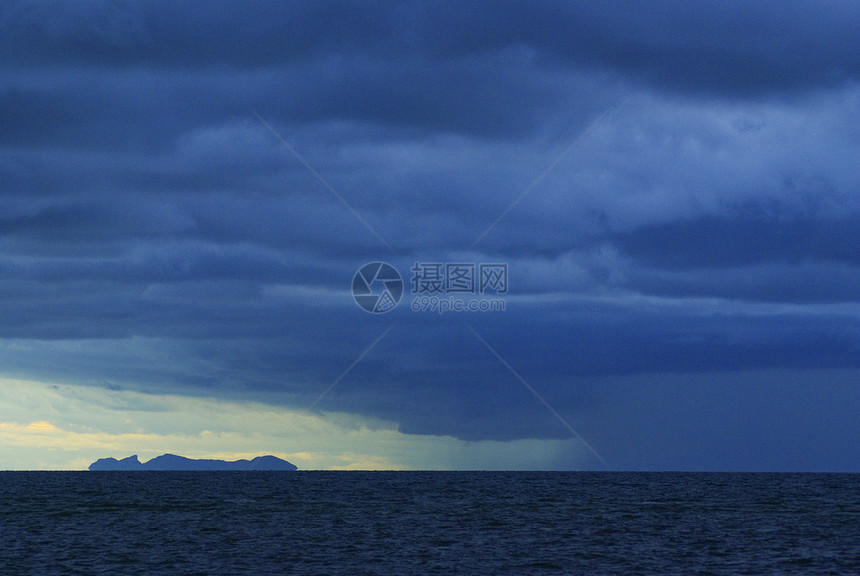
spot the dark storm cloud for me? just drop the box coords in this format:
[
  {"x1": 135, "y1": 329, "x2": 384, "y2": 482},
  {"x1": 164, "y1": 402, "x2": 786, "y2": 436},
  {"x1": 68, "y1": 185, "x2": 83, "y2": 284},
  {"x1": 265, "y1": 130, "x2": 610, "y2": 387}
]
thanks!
[
  {"x1": 4, "y1": 0, "x2": 858, "y2": 148},
  {"x1": 0, "y1": 1, "x2": 390, "y2": 67},
  {"x1": 5, "y1": 1, "x2": 859, "y2": 95},
  {"x1": 587, "y1": 369, "x2": 860, "y2": 472},
  {"x1": 1, "y1": 1, "x2": 858, "y2": 469},
  {"x1": 429, "y1": 0, "x2": 860, "y2": 95},
  {"x1": 626, "y1": 261, "x2": 860, "y2": 304}
]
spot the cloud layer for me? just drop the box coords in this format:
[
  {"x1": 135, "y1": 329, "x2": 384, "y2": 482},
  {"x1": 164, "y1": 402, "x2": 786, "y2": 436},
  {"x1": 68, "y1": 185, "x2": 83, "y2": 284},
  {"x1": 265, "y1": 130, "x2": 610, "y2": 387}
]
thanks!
[{"x1": 1, "y1": 1, "x2": 858, "y2": 470}]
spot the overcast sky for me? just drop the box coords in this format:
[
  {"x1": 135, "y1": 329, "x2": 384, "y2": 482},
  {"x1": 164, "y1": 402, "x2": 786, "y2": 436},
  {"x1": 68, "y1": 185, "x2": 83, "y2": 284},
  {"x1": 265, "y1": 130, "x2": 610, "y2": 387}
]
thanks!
[{"x1": 1, "y1": 1, "x2": 858, "y2": 471}]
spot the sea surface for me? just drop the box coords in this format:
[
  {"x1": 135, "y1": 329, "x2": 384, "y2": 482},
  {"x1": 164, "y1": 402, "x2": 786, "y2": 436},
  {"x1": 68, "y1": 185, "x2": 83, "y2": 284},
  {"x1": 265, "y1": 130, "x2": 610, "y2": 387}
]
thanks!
[{"x1": 1, "y1": 471, "x2": 858, "y2": 575}]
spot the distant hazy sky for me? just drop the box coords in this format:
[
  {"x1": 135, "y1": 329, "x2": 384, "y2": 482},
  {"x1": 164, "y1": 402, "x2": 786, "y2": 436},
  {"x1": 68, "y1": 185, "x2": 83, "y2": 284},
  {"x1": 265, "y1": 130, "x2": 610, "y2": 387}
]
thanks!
[{"x1": 1, "y1": 1, "x2": 858, "y2": 470}]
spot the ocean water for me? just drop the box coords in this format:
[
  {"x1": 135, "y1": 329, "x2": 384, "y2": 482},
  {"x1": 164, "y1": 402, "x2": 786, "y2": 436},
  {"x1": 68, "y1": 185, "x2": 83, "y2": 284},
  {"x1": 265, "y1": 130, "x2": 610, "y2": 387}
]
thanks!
[{"x1": 1, "y1": 472, "x2": 858, "y2": 575}]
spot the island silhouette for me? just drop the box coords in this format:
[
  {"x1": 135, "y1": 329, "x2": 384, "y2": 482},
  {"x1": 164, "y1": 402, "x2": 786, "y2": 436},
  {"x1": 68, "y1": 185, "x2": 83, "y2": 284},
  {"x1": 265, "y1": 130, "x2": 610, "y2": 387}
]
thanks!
[{"x1": 88, "y1": 454, "x2": 297, "y2": 471}]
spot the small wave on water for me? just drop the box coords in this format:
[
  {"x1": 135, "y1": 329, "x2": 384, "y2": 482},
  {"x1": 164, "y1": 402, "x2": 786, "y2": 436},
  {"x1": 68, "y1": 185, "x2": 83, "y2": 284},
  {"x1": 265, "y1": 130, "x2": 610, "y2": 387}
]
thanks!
[{"x1": 1, "y1": 471, "x2": 858, "y2": 575}]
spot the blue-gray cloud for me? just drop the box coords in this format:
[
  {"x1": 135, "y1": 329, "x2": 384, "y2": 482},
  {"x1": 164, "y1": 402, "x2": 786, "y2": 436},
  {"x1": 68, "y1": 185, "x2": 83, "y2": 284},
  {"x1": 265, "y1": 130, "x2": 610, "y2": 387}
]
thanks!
[{"x1": 1, "y1": 1, "x2": 858, "y2": 470}]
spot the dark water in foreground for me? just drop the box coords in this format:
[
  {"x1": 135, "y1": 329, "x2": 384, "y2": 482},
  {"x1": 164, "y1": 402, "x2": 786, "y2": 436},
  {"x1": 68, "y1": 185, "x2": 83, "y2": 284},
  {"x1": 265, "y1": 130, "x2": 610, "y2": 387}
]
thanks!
[{"x1": 1, "y1": 472, "x2": 858, "y2": 575}]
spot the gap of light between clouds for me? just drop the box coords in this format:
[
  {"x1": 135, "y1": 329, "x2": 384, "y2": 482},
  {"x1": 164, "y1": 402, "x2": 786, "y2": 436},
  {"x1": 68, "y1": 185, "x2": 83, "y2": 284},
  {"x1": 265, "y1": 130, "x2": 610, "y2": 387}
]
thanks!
[{"x1": 0, "y1": 377, "x2": 588, "y2": 471}]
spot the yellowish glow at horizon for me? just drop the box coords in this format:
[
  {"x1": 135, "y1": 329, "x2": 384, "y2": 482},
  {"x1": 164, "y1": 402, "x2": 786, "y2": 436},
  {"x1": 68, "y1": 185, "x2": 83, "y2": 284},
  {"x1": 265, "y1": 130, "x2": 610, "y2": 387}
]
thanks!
[{"x1": 0, "y1": 376, "x2": 588, "y2": 471}]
